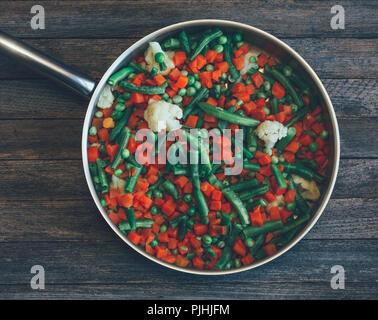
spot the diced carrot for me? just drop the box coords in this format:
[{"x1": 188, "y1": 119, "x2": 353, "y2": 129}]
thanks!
[
  {"x1": 158, "y1": 231, "x2": 169, "y2": 243},
  {"x1": 183, "y1": 182, "x2": 193, "y2": 194},
  {"x1": 153, "y1": 73, "x2": 166, "y2": 85},
  {"x1": 176, "y1": 75, "x2": 188, "y2": 88},
  {"x1": 280, "y1": 208, "x2": 293, "y2": 223},
  {"x1": 87, "y1": 146, "x2": 99, "y2": 162},
  {"x1": 241, "y1": 254, "x2": 253, "y2": 266},
  {"x1": 192, "y1": 257, "x2": 205, "y2": 269},
  {"x1": 272, "y1": 82, "x2": 286, "y2": 99},
  {"x1": 210, "y1": 200, "x2": 222, "y2": 211},
  {"x1": 257, "y1": 53, "x2": 269, "y2": 67},
  {"x1": 285, "y1": 141, "x2": 300, "y2": 154},
  {"x1": 258, "y1": 154, "x2": 272, "y2": 165},
  {"x1": 206, "y1": 49, "x2": 218, "y2": 63},
  {"x1": 185, "y1": 115, "x2": 199, "y2": 127},
  {"x1": 285, "y1": 189, "x2": 296, "y2": 203},
  {"x1": 275, "y1": 111, "x2": 286, "y2": 123},
  {"x1": 269, "y1": 206, "x2": 281, "y2": 220},
  {"x1": 155, "y1": 245, "x2": 168, "y2": 259},
  {"x1": 161, "y1": 200, "x2": 176, "y2": 216},
  {"x1": 204, "y1": 114, "x2": 217, "y2": 123},
  {"x1": 193, "y1": 224, "x2": 208, "y2": 236},
  {"x1": 108, "y1": 212, "x2": 121, "y2": 225},
  {"x1": 232, "y1": 56, "x2": 245, "y2": 70},
  {"x1": 299, "y1": 133, "x2": 313, "y2": 146},
  {"x1": 175, "y1": 175, "x2": 189, "y2": 189},
  {"x1": 215, "y1": 61, "x2": 229, "y2": 73},
  {"x1": 264, "y1": 191, "x2": 276, "y2": 203},
  {"x1": 283, "y1": 151, "x2": 295, "y2": 163},
  {"x1": 263, "y1": 243, "x2": 277, "y2": 256},
  {"x1": 169, "y1": 68, "x2": 182, "y2": 81},
  {"x1": 211, "y1": 189, "x2": 223, "y2": 201},
  {"x1": 251, "y1": 72, "x2": 264, "y2": 88},
  {"x1": 117, "y1": 193, "x2": 134, "y2": 208},
  {"x1": 176, "y1": 255, "x2": 189, "y2": 267},
  {"x1": 239, "y1": 44, "x2": 251, "y2": 54},
  {"x1": 221, "y1": 202, "x2": 232, "y2": 213},
  {"x1": 249, "y1": 206, "x2": 263, "y2": 227},
  {"x1": 173, "y1": 51, "x2": 187, "y2": 66},
  {"x1": 103, "y1": 117, "x2": 115, "y2": 129},
  {"x1": 97, "y1": 128, "x2": 109, "y2": 142},
  {"x1": 128, "y1": 231, "x2": 142, "y2": 245},
  {"x1": 233, "y1": 239, "x2": 247, "y2": 256}
]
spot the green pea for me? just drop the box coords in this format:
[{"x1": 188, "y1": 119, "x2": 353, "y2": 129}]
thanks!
[
  {"x1": 271, "y1": 156, "x2": 279, "y2": 164},
  {"x1": 167, "y1": 98, "x2": 173, "y2": 103},
  {"x1": 291, "y1": 104, "x2": 299, "y2": 113},
  {"x1": 153, "y1": 189, "x2": 163, "y2": 198},
  {"x1": 178, "y1": 88, "x2": 187, "y2": 96},
  {"x1": 115, "y1": 103, "x2": 125, "y2": 112},
  {"x1": 162, "y1": 93, "x2": 169, "y2": 101},
  {"x1": 95, "y1": 111, "x2": 103, "y2": 118},
  {"x1": 218, "y1": 35, "x2": 228, "y2": 45},
  {"x1": 187, "y1": 75, "x2": 195, "y2": 86},
  {"x1": 316, "y1": 115, "x2": 323, "y2": 122},
  {"x1": 320, "y1": 130, "x2": 329, "y2": 139},
  {"x1": 186, "y1": 86, "x2": 196, "y2": 97},
  {"x1": 233, "y1": 258, "x2": 242, "y2": 268},
  {"x1": 236, "y1": 41, "x2": 244, "y2": 48},
  {"x1": 221, "y1": 72, "x2": 228, "y2": 81},
  {"x1": 181, "y1": 70, "x2": 188, "y2": 76},
  {"x1": 249, "y1": 56, "x2": 257, "y2": 63},
  {"x1": 194, "y1": 81, "x2": 202, "y2": 90},
  {"x1": 217, "y1": 240, "x2": 225, "y2": 249},
  {"x1": 283, "y1": 65, "x2": 292, "y2": 77},
  {"x1": 89, "y1": 126, "x2": 97, "y2": 136},
  {"x1": 150, "y1": 239, "x2": 158, "y2": 247},
  {"x1": 173, "y1": 95, "x2": 182, "y2": 104},
  {"x1": 245, "y1": 238, "x2": 255, "y2": 248},
  {"x1": 206, "y1": 247, "x2": 216, "y2": 256},
  {"x1": 257, "y1": 91, "x2": 267, "y2": 99},
  {"x1": 202, "y1": 235, "x2": 212, "y2": 246},
  {"x1": 114, "y1": 169, "x2": 123, "y2": 177},
  {"x1": 151, "y1": 206, "x2": 158, "y2": 215},
  {"x1": 127, "y1": 73, "x2": 136, "y2": 80},
  {"x1": 309, "y1": 142, "x2": 318, "y2": 152},
  {"x1": 160, "y1": 224, "x2": 168, "y2": 233},
  {"x1": 183, "y1": 194, "x2": 192, "y2": 203},
  {"x1": 154, "y1": 52, "x2": 165, "y2": 63},
  {"x1": 245, "y1": 78, "x2": 253, "y2": 85},
  {"x1": 233, "y1": 33, "x2": 242, "y2": 42},
  {"x1": 206, "y1": 64, "x2": 214, "y2": 72},
  {"x1": 263, "y1": 107, "x2": 270, "y2": 115},
  {"x1": 100, "y1": 198, "x2": 107, "y2": 207},
  {"x1": 214, "y1": 44, "x2": 223, "y2": 53},
  {"x1": 188, "y1": 207, "x2": 196, "y2": 217},
  {"x1": 194, "y1": 73, "x2": 200, "y2": 80},
  {"x1": 264, "y1": 81, "x2": 271, "y2": 91},
  {"x1": 121, "y1": 149, "x2": 130, "y2": 159},
  {"x1": 151, "y1": 67, "x2": 159, "y2": 77}
]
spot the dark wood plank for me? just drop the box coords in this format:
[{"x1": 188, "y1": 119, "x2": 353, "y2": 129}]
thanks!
[
  {"x1": 0, "y1": 159, "x2": 376, "y2": 201},
  {"x1": 0, "y1": 79, "x2": 376, "y2": 120},
  {"x1": 1, "y1": 281, "x2": 376, "y2": 300},
  {"x1": 0, "y1": 38, "x2": 376, "y2": 80},
  {"x1": 1, "y1": 198, "x2": 376, "y2": 242},
  {"x1": 1, "y1": 1, "x2": 377, "y2": 38},
  {"x1": 0, "y1": 118, "x2": 376, "y2": 160},
  {"x1": 0, "y1": 240, "x2": 376, "y2": 299}
]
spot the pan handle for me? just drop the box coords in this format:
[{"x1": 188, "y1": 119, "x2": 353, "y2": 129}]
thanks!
[{"x1": 0, "y1": 31, "x2": 97, "y2": 99}]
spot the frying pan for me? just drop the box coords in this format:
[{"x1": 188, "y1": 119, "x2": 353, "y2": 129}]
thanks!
[{"x1": 0, "y1": 20, "x2": 340, "y2": 275}]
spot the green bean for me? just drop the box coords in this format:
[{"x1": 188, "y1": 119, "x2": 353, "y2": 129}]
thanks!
[
  {"x1": 243, "y1": 161, "x2": 261, "y2": 172},
  {"x1": 183, "y1": 87, "x2": 209, "y2": 119},
  {"x1": 273, "y1": 225, "x2": 302, "y2": 248},
  {"x1": 128, "y1": 61, "x2": 148, "y2": 74},
  {"x1": 271, "y1": 164, "x2": 287, "y2": 189},
  {"x1": 178, "y1": 215, "x2": 188, "y2": 239},
  {"x1": 227, "y1": 223, "x2": 243, "y2": 246},
  {"x1": 108, "y1": 66, "x2": 135, "y2": 86},
  {"x1": 110, "y1": 127, "x2": 131, "y2": 170},
  {"x1": 218, "y1": 105, "x2": 237, "y2": 130},
  {"x1": 231, "y1": 137, "x2": 254, "y2": 159},
  {"x1": 119, "y1": 81, "x2": 167, "y2": 95},
  {"x1": 214, "y1": 246, "x2": 232, "y2": 270},
  {"x1": 285, "y1": 107, "x2": 309, "y2": 128},
  {"x1": 109, "y1": 106, "x2": 134, "y2": 142},
  {"x1": 169, "y1": 214, "x2": 185, "y2": 229},
  {"x1": 179, "y1": 30, "x2": 191, "y2": 55},
  {"x1": 224, "y1": 40, "x2": 241, "y2": 82},
  {"x1": 126, "y1": 207, "x2": 136, "y2": 231},
  {"x1": 118, "y1": 219, "x2": 154, "y2": 232},
  {"x1": 283, "y1": 162, "x2": 315, "y2": 181},
  {"x1": 246, "y1": 198, "x2": 268, "y2": 211},
  {"x1": 125, "y1": 165, "x2": 142, "y2": 193},
  {"x1": 264, "y1": 66, "x2": 304, "y2": 108},
  {"x1": 162, "y1": 179, "x2": 179, "y2": 200},
  {"x1": 239, "y1": 184, "x2": 269, "y2": 202},
  {"x1": 163, "y1": 38, "x2": 181, "y2": 49},
  {"x1": 276, "y1": 213, "x2": 310, "y2": 236},
  {"x1": 260, "y1": 72, "x2": 275, "y2": 84},
  {"x1": 246, "y1": 127, "x2": 258, "y2": 154},
  {"x1": 275, "y1": 127, "x2": 296, "y2": 151},
  {"x1": 228, "y1": 179, "x2": 259, "y2": 192},
  {"x1": 242, "y1": 220, "x2": 284, "y2": 239},
  {"x1": 172, "y1": 166, "x2": 189, "y2": 175},
  {"x1": 289, "y1": 73, "x2": 310, "y2": 95},
  {"x1": 208, "y1": 173, "x2": 250, "y2": 226},
  {"x1": 249, "y1": 233, "x2": 265, "y2": 255},
  {"x1": 190, "y1": 29, "x2": 223, "y2": 60},
  {"x1": 198, "y1": 102, "x2": 259, "y2": 127},
  {"x1": 96, "y1": 158, "x2": 109, "y2": 194},
  {"x1": 271, "y1": 96, "x2": 279, "y2": 115},
  {"x1": 287, "y1": 175, "x2": 311, "y2": 215},
  {"x1": 313, "y1": 171, "x2": 326, "y2": 183}
]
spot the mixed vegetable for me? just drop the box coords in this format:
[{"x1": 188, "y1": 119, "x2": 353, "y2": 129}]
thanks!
[{"x1": 87, "y1": 27, "x2": 330, "y2": 271}]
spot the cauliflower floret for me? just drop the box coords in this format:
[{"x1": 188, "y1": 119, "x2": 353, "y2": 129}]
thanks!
[
  {"x1": 255, "y1": 120, "x2": 288, "y2": 150},
  {"x1": 110, "y1": 175, "x2": 126, "y2": 194},
  {"x1": 144, "y1": 100, "x2": 183, "y2": 132},
  {"x1": 292, "y1": 174, "x2": 321, "y2": 201},
  {"x1": 143, "y1": 42, "x2": 175, "y2": 76},
  {"x1": 97, "y1": 85, "x2": 114, "y2": 109}
]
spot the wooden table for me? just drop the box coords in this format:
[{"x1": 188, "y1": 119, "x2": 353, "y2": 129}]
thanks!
[{"x1": 0, "y1": 1, "x2": 377, "y2": 299}]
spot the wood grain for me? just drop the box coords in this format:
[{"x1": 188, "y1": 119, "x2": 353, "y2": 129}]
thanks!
[
  {"x1": 0, "y1": 38, "x2": 376, "y2": 80},
  {"x1": 1, "y1": 198, "x2": 376, "y2": 242},
  {"x1": 0, "y1": 118, "x2": 376, "y2": 160},
  {"x1": 0, "y1": 240, "x2": 376, "y2": 299},
  {"x1": 1, "y1": 1, "x2": 377, "y2": 38},
  {"x1": 0, "y1": 159, "x2": 376, "y2": 201}
]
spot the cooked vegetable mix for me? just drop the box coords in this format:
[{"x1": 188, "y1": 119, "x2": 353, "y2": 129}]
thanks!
[{"x1": 87, "y1": 27, "x2": 330, "y2": 271}]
